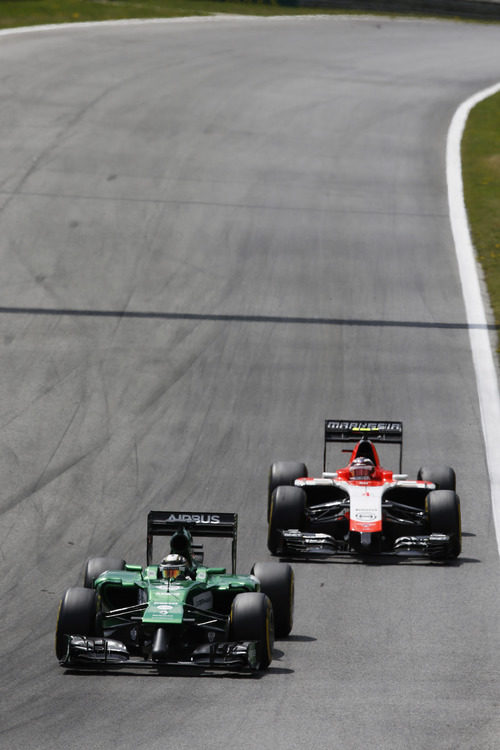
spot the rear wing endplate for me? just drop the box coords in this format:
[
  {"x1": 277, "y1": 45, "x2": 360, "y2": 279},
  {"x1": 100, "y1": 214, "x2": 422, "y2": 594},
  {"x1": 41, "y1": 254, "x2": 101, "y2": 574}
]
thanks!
[
  {"x1": 147, "y1": 511, "x2": 238, "y2": 573},
  {"x1": 323, "y1": 420, "x2": 403, "y2": 472}
]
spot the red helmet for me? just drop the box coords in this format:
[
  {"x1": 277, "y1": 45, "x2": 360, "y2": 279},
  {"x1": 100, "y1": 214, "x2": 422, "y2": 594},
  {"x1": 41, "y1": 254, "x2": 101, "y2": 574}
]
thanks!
[{"x1": 349, "y1": 457, "x2": 375, "y2": 480}]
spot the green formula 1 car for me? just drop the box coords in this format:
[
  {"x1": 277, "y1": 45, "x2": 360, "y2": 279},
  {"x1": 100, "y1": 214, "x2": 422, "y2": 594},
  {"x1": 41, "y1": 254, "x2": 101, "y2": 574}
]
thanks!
[{"x1": 55, "y1": 511, "x2": 294, "y2": 672}]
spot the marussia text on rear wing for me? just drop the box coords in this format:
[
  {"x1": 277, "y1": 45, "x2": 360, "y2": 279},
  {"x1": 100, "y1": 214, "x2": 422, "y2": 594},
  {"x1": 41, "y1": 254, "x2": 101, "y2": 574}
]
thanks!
[
  {"x1": 323, "y1": 419, "x2": 404, "y2": 472},
  {"x1": 147, "y1": 511, "x2": 238, "y2": 573}
]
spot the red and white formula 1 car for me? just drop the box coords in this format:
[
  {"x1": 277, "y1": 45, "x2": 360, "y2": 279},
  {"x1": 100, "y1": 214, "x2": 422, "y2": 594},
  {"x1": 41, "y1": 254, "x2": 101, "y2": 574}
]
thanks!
[{"x1": 267, "y1": 420, "x2": 461, "y2": 561}]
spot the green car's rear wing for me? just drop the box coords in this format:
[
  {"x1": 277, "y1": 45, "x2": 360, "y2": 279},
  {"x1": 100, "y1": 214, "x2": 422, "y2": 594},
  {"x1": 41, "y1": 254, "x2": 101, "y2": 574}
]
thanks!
[
  {"x1": 323, "y1": 420, "x2": 404, "y2": 473},
  {"x1": 147, "y1": 511, "x2": 238, "y2": 573}
]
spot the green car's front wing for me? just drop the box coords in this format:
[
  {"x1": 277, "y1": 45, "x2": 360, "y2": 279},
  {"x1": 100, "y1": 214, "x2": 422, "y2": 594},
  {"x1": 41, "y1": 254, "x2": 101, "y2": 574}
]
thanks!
[{"x1": 60, "y1": 634, "x2": 260, "y2": 671}]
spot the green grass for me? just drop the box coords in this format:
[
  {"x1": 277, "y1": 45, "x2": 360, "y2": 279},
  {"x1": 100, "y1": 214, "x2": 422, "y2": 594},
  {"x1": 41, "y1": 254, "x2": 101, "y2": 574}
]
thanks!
[
  {"x1": 0, "y1": 0, "x2": 498, "y2": 26},
  {"x1": 461, "y1": 92, "x2": 500, "y2": 346}
]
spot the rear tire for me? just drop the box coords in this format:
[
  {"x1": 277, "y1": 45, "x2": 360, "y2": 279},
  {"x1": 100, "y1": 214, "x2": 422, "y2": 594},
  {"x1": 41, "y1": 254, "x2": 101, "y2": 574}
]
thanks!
[
  {"x1": 230, "y1": 592, "x2": 274, "y2": 670},
  {"x1": 418, "y1": 465, "x2": 456, "y2": 491},
  {"x1": 268, "y1": 461, "x2": 308, "y2": 520},
  {"x1": 83, "y1": 557, "x2": 126, "y2": 588},
  {"x1": 426, "y1": 489, "x2": 461, "y2": 559},
  {"x1": 268, "y1": 485, "x2": 306, "y2": 555},
  {"x1": 55, "y1": 586, "x2": 97, "y2": 660},
  {"x1": 251, "y1": 562, "x2": 294, "y2": 637}
]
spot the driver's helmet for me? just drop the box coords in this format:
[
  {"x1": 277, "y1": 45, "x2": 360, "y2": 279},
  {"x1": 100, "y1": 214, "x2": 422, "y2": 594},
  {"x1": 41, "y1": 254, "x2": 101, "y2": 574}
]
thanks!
[
  {"x1": 349, "y1": 457, "x2": 375, "y2": 480},
  {"x1": 159, "y1": 553, "x2": 188, "y2": 580}
]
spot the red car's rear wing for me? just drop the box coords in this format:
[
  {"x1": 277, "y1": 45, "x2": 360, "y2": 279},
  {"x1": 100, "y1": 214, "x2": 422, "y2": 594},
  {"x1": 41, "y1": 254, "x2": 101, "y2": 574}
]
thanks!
[
  {"x1": 323, "y1": 420, "x2": 404, "y2": 472},
  {"x1": 147, "y1": 511, "x2": 238, "y2": 573}
]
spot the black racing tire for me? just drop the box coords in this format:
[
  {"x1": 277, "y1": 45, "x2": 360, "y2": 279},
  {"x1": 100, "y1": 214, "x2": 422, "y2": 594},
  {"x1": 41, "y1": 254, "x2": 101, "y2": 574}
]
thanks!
[
  {"x1": 229, "y1": 592, "x2": 274, "y2": 670},
  {"x1": 417, "y1": 465, "x2": 456, "y2": 491},
  {"x1": 83, "y1": 557, "x2": 126, "y2": 588},
  {"x1": 251, "y1": 562, "x2": 294, "y2": 638},
  {"x1": 55, "y1": 586, "x2": 97, "y2": 660},
  {"x1": 267, "y1": 485, "x2": 306, "y2": 555},
  {"x1": 268, "y1": 461, "x2": 308, "y2": 520},
  {"x1": 426, "y1": 489, "x2": 462, "y2": 559}
]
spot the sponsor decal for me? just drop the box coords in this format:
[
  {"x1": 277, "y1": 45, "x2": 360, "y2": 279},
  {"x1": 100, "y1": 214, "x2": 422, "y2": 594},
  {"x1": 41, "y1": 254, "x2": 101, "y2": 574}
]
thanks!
[
  {"x1": 326, "y1": 421, "x2": 402, "y2": 434},
  {"x1": 349, "y1": 486, "x2": 383, "y2": 532},
  {"x1": 166, "y1": 513, "x2": 221, "y2": 524},
  {"x1": 355, "y1": 511, "x2": 378, "y2": 521},
  {"x1": 156, "y1": 605, "x2": 174, "y2": 613}
]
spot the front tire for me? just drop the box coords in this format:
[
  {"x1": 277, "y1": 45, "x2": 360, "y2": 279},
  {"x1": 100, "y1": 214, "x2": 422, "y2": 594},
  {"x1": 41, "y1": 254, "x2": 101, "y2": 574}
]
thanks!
[
  {"x1": 426, "y1": 489, "x2": 461, "y2": 559},
  {"x1": 230, "y1": 592, "x2": 274, "y2": 670},
  {"x1": 83, "y1": 557, "x2": 126, "y2": 588},
  {"x1": 267, "y1": 485, "x2": 306, "y2": 555},
  {"x1": 268, "y1": 461, "x2": 308, "y2": 520},
  {"x1": 251, "y1": 562, "x2": 294, "y2": 637},
  {"x1": 418, "y1": 465, "x2": 456, "y2": 491},
  {"x1": 55, "y1": 586, "x2": 97, "y2": 660}
]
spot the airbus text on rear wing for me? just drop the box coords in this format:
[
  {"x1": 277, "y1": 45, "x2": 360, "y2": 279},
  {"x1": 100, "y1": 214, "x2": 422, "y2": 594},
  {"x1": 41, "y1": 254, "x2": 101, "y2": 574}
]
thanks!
[{"x1": 147, "y1": 511, "x2": 238, "y2": 573}]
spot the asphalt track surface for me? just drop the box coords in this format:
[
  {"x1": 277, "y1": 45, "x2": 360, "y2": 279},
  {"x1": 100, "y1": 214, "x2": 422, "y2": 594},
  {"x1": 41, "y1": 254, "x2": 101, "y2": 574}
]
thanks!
[{"x1": 1, "y1": 14, "x2": 500, "y2": 750}]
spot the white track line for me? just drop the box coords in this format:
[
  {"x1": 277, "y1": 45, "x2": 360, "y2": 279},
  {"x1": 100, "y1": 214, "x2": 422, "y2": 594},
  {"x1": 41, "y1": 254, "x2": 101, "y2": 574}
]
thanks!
[
  {"x1": 0, "y1": 16, "x2": 341, "y2": 36},
  {"x1": 447, "y1": 83, "x2": 500, "y2": 554},
  {"x1": 0, "y1": 18, "x2": 231, "y2": 36}
]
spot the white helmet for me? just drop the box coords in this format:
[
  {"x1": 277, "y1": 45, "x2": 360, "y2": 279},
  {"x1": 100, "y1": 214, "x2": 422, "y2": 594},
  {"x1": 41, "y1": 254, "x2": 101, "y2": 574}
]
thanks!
[{"x1": 159, "y1": 553, "x2": 188, "y2": 580}]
